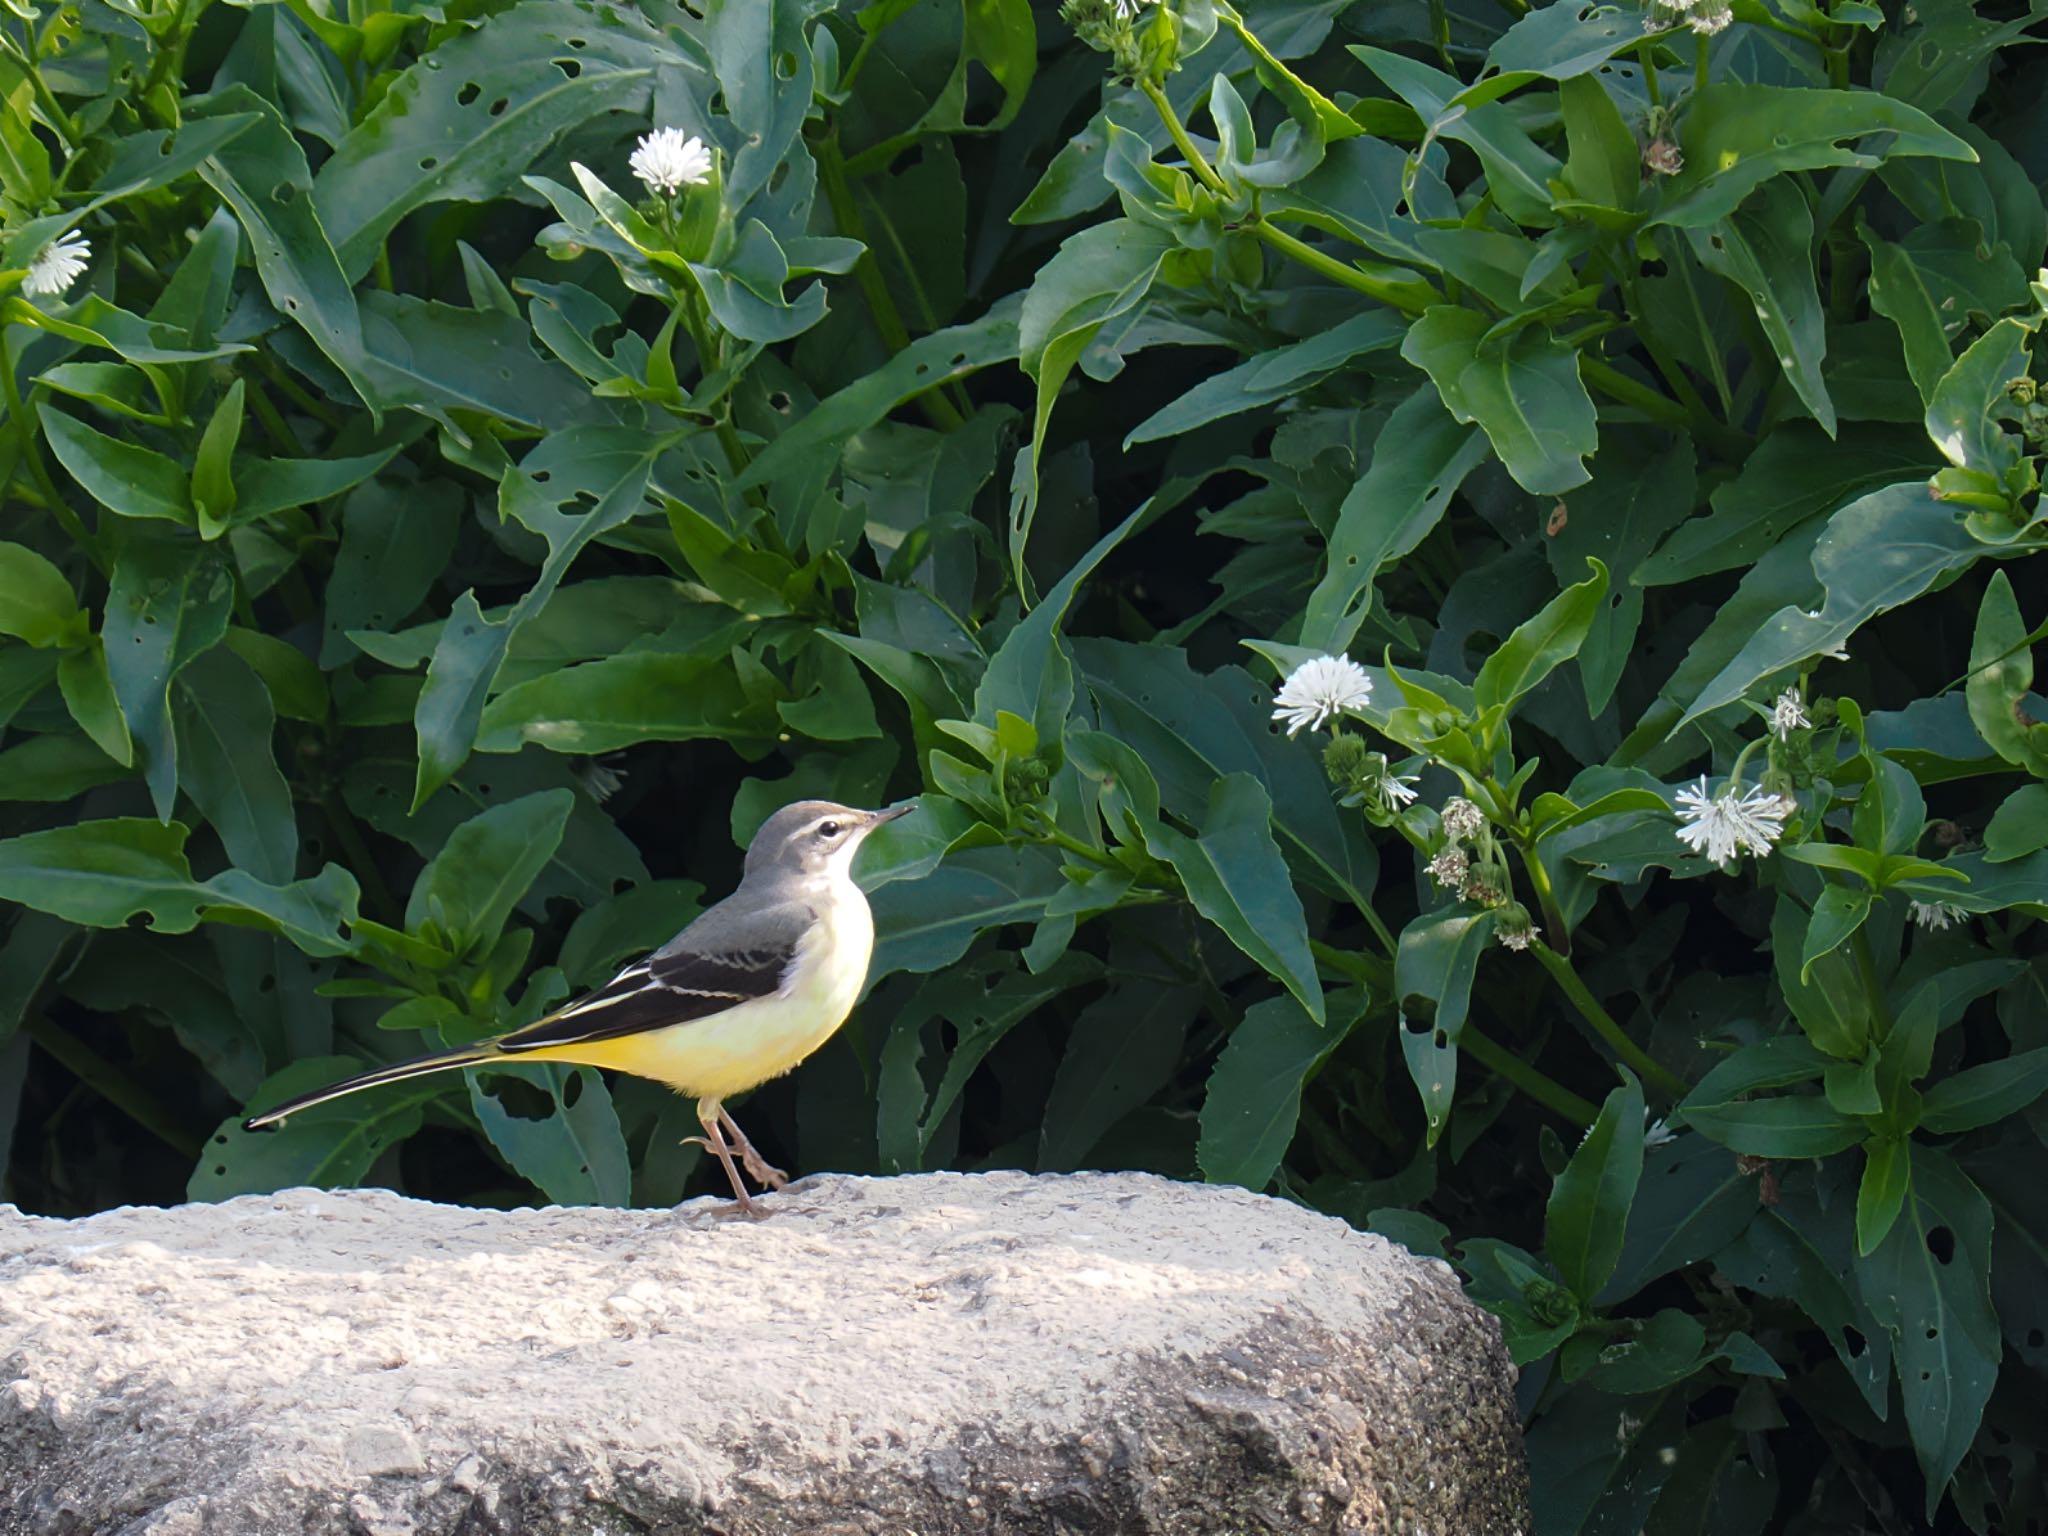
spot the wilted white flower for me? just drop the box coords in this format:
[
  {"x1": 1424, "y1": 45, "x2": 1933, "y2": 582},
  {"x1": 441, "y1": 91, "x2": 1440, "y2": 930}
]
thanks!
[
  {"x1": 24, "y1": 232, "x2": 90, "y2": 298},
  {"x1": 630, "y1": 127, "x2": 713, "y2": 195},
  {"x1": 1271, "y1": 654, "x2": 1373, "y2": 737},
  {"x1": 1770, "y1": 688, "x2": 1811, "y2": 741},
  {"x1": 1373, "y1": 766, "x2": 1420, "y2": 812},
  {"x1": 1428, "y1": 846, "x2": 1470, "y2": 889},
  {"x1": 1644, "y1": 1114, "x2": 1676, "y2": 1148},
  {"x1": 1909, "y1": 900, "x2": 1966, "y2": 931},
  {"x1": 1643, "y1": 0, "x2": 1730, "y2": 34},
  {"x1": 1673, "y1": 777, "x2": 1790, "y2": 867},
  {"x1": 1441, "y1": 797, "x2": 1485, "y2": 842},
  {"x1": 577, "y1": 757, "x2": 626, "y2": 804},
  {"x1": 1497, "y1": 924, "x2": 1532, "y2": 952}
]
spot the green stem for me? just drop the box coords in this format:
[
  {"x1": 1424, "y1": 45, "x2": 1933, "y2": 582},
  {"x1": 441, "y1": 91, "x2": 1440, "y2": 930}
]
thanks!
[
  {"x1": 1580, "y1": 356, "x2": 1694, "y2": 431},
  {"x1": 1851, "y1": 925, "x2": 1895, "y2": 1044},
  {"x1": 1532, "y1": 941, "x2": 1689, "y2": 1099},
  {"x1": 1637, "y1": 39, "x2": 1663, "y2": 109},
  {"x1": 1, "y1": 328, "x2": 104, "y2": 573},
  {"x1": 323, "y1": 793, "x2": 401, "y2": 927},
  {"x1": 3, "y1": 33, "x2": 80, "y2": 150},
  {"x1": 1514, "y1": 841, "x2": 1572, "y2": 957},
  {"x1": 1463, "y1": 1024, "x2": 1598, "y2": 1126},
  {"x1": 244, "y1": 378, "x2": 306, "y2": 456},
  {"x1": 1140, "y1": 79, "x2": 1231, "y2": 198},
  {"x1": 1253, "y1": 223, "x2": 1431, "y2": 313},
  {"x1": 814, "y1": 132, "x2": 964, "y2": 431},
  {"x1": 22, "y1": 1011, "x2": 203, "y2": 1159},
  {"x1": 137, "y1": 0, "x2": 198, "y2": 110},
  {"x1": 677, "y1": 290, "x2": 757, "y2": 483},
  {"x1": 1694, "y1": 32, "x2": 1710, "y2": 93}
]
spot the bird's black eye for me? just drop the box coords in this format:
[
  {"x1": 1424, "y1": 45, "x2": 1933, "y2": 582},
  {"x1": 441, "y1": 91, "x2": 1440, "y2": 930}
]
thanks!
[{"x1": 819, "y1": 820, "x2": 842, "y2": 838}]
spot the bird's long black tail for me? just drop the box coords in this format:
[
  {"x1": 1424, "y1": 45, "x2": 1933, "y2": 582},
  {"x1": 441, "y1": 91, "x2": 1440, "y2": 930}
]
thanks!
[{"x1": 242, "y1": 1045, "x2": 493, "y2": 1131}]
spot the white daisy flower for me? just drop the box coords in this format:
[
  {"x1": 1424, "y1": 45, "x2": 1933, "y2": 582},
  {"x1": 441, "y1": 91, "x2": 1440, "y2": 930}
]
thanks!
[
  {"x1": 1113, "y1": 0, "x2": 1157, "y2": 14},
  {"x1": 1770, "y1": 688, "x2": 1811, "y2": 741},
  {"x1": 24, "y1": 232, "x2": 90, "y2": 298},
  {"x1": 630, "y1": 128, "x2": 714, "y2": 195},
  {"x1": 1673, "y1": 777, "x2": 1790, "y2": 867},
  {"x1": 1643, "y1": 1114, "x2": 1676, "y2": 1148},
  {"x1": 1909, "y1": 900, "x2": 1966, "y2": 931},
  {"x1": 1271, "y1": 654, "x2": 1372, "y2": 737}
]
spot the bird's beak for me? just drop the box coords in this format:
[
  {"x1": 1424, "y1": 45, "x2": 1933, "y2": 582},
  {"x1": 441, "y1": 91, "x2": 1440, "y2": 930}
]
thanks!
[{"x1": 869, "y1": 803, "x2": 916, "y2": 827}]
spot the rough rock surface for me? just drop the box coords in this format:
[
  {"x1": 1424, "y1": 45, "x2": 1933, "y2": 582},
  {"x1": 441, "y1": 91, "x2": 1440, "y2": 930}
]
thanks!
[{"x1": 0, "y1": 1171, "x2": 1527, "y2": 1535}]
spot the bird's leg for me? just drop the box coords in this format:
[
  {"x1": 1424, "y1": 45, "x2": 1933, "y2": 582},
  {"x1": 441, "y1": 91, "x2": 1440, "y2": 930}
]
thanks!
[
  {"x1": 718, "y1": 1107, "x2": 789, "y2": 1190},
  {"x1": 684, "y1": 1097, "x2": 762, "y2": 1216}
]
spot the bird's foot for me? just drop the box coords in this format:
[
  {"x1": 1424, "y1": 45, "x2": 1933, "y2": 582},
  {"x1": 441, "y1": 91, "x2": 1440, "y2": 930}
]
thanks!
[{"x1": 717, "y1": 1110, "x2": 790, "y2": 1190}]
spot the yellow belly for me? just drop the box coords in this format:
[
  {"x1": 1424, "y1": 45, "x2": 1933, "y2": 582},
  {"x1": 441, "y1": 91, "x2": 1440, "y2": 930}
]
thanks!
[{"x1": 514, "y1": 887, "x2": 874, "y2": 1101}]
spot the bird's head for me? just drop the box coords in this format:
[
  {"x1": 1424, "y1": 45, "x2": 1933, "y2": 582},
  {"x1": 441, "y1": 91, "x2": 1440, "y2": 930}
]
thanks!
[{"x1": 744, "y1": 799, "x2": 914, "y2": 881}]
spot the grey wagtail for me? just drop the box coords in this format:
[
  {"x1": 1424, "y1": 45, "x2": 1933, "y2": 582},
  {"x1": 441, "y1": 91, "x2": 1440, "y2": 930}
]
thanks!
[{"x1": 244, "y1": 799, "x2": 913, "y2": 1214}]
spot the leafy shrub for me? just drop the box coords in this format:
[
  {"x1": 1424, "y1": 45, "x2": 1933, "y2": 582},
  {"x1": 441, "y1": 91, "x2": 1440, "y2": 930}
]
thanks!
[{"x1": 3, "y1": 0, "x2": 2046, "y2": 1528}]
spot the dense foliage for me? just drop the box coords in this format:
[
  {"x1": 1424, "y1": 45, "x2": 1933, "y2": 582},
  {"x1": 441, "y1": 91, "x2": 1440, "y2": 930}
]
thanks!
[{"x1": 3, "y1": 0, "x2": 2047, "y2": 1526}]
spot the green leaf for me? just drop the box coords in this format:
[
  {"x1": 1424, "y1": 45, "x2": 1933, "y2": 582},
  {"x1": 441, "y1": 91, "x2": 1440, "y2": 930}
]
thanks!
[
  {"x1": 103, "y1": 531, "x2": 236, "y2": 818},
  {"x1": 1577, "y1": 1309, "x2": 1709, "y2": 1396},
  {"x1": 1857, "y1": 1136, "x2": 1912, "y2": 1256},
  {"x1": 1198, "y1": 992, "x2": 1355, "y2": 1189},
  {"x1": 38, "y1": 404, "x2": 193, "y2": 525},
  {"x1": 470, "y1": 1061, "x2": 631, "y2": 1207},
  {"x1": 1637, "y1": 421, "x2": 1938, "y2": 589},
  {"x1": 736, "y1": 304, "x2": 1019, "y2": 490},
  {"x1": 1125, "y1": 311, "x2": 1405, "y2": 447},
  {"x1": 869, "y1": 842, "x2": 1067, "y2": 978},
  {"x1": 1683, "y1": 1034, "x2": 1832, "y2": 1106},
  {"x1": 1473, "y1": 557, "x2": 1609, "y2": 722},
  {"x1": 171, "y1": 648, "x2": 297, "y2": 884},
  {"x1": 1012, "y1": 219, "x2": 1174, "y2": 584},
  {"x1": 1300, "y1": 385, "x2": 1489, "y2": 651},
  {"x1": 0, "y1": 541, "x2": 86, "y2": 649},
  {"x1": 1546, "y1": 1069, "x2": 1646, "y2": 1301},
  {"x1": 1926, "y1": 317, "x2": 2033, "y2": 491},
  {"x1": 1348, "y1": 46, "x2": 1562, "y2": 225},
  {"x1": 194, "y1": 1056, "x2": 436, "y2": 1200},
  {"x1": 976, "y1": 505, "x2": 1144, "y2": 755},
  {"x1": 319, "y1": 490, "x2": 486, "y2": 657},
  {"x1": 1042, "y1": 983, "x2": 1195, "y2": 1172},
  {"x1": 1853, "y1": 1146, "x2": 2000, "y2": 1515},
  {"x1": 1859, "y1": 222, "x2": 1961, "y2": 407},
  {"x1": 1965, "y1": 571, "x2": 2048, "y2": 776},
  {"x1": 1682, "y1": 483, "x2": 1979, "y2": 725},
  {"x1": 405, "y1": 789, "x2": 573, "y2": 957},
  {"x1": 222, "y1": 629, "x2": 327, "y2": 722},
  {"x1": 1682, "y1": 1094, "x2": 1867, "y2": 1157},
  {"x1": 1984, "y1": 785, "x2": 2048, "y2": 863},
  {"x1": 475, "y1": 652, "x2": 758, "y2": 755},
  {"x1": 1649, "y1": 83, "x2": 1975, "y2": 229},
  {"x1": 1687, "y1": 179, "x2": 1834, "y2": 436},
  {"x1": 190, "y1": 379, "x2": 243, "y2": 537},
  {"x1": 1556, "y1": 73, "x2": 1639, "y2": 213},
  {"x1": 0, "y1": 818, "x2": 355, "y2": 952},
  {"x1": 1800, "y1": 885, "x2": 1872, "y2": 980},
  {"x1": 0, "y1": 731, "x2": 125, "y2": 802},
  {"x1": 1148, "y1": 774, "x2": 1322, "y2": 1022},
  {"x1": 1399, "y1": 306, "x2": 1597, "y2": 495},
  {"x1": 1079, "y1": 641, "x2": 1379, "y2": 912},
  {"x1": 1394, "y1": 905, "x2": 1497, "y2": 1145},
  {"x1": 193, "y1": 88, "x2": 382, "y2": 412},
  {"x1": 314, "y1": 0, "x2": 667, "y2": 279},
  {"x1": 1919, "y1": 1046, "x2": 2048, "y2": 1135},
  {"x1": 413, "y1": 427, "x2": 658, "y2": 808},
  {"x1": 55, "y1": 639, "x2": 133, "y2": 767}
]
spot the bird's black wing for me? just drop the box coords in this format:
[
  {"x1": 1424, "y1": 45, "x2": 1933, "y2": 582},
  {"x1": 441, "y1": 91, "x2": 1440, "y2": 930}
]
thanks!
[{"x1": 497, "y1": 905, "x2": 810, "y2": 1052}]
